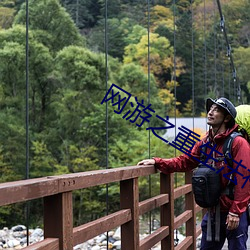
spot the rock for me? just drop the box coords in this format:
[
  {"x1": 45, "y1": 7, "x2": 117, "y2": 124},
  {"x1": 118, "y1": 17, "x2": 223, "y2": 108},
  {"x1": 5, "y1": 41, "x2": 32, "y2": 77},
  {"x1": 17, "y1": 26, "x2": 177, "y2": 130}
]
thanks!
[
  {"x1": 113, "y1": 227, "x2": 120, "y2": 240},
  {"x1": 107, "y1": 231, "x2": 114, "y2": 237},
  {"x1": 11, "y1": 226, "x2": 26, "y2": 232},
  {"x1": 0, "y1": 224, "x2": 187, "y2": 249},
  {"x1": 108, "y1": 236, "x2": 116, "y2": 243},
  {"x1": 30, "y1": 228, "x2": 43, "y2": 238},
  {"x1": 0, "y1": 230, "x2": 7, "y2": 238},
  {"x1": 7, "y1": 239, "x2": 20, "y2": 247},
  {"x1": 91, "y1": 245, "x2": 101, "y2": 250},
  {"x1": 95, "y1": 234, "x2": 106, "y2": 243},
  {"x1": 113, "y1": 240, "x2": 121, "y2": 249}
]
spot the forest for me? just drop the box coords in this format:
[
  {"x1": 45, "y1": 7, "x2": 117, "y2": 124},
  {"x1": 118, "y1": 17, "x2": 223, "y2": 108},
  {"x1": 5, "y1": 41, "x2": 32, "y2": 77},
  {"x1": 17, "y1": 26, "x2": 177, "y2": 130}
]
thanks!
[{"x1": 0, "y1": 0, "x2": 249, "y2": 228}]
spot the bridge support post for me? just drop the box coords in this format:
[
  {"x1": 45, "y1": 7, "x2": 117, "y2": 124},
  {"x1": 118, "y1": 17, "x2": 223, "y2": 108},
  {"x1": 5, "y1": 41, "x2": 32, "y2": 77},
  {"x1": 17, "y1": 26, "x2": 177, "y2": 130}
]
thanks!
[
  {"x1": 120, "y1": 178, "x2": 139, "y2": 250},
  {"x1": 44, "y1": 192, "x2": 73, "y2": 250},
  {"x1": 161, "y1": 173, "x2": 174, "y2": 250},
  {"x1": 185, "y1": 171, "x2": 196, "y2": 250}
]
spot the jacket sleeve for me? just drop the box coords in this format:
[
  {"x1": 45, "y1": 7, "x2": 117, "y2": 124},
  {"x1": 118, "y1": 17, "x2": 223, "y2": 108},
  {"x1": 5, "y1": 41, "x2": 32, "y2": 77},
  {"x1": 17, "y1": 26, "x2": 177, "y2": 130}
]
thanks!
[
  {"x1": 229, "y1": 136, "x2": 250, "y2": 215},
  {"x1": 153, "y1": 140, "x2": 202, "y2": 174}
]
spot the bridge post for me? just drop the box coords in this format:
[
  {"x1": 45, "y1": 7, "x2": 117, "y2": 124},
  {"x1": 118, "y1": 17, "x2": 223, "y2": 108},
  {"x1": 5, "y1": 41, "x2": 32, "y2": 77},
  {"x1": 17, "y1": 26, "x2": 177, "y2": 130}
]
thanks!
[
  {"x1": 161, "y1": 173, "x2": 174, "y2": 250},
  {"x1": 44, "y1": 192, "x2": 73, "y2": 250},
  {"x1": 185, "y1": 171, "x2": 196, "y2": 250},
  {"x1": 120, "y1": 178, "x2": 139, "y2": 250}
]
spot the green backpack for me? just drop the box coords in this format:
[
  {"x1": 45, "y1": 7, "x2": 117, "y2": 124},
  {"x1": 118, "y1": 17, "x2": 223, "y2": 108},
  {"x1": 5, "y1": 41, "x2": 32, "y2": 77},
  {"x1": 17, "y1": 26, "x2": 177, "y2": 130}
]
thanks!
[{"x1": 235, "y1": 105, "x2": 250, "y2": 142}]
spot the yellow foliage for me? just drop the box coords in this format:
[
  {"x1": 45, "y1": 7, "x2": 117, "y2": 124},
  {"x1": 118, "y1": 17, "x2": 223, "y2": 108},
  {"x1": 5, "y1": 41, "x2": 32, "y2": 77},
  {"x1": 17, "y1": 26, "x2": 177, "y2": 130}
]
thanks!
[
  {"x1": 200, "y1": 112, "x2": 207, "y2": 118},
  {"x1": 149, "y1": 5, "x2": 174, "y2": 32},
  {"x1": 158, "y1": 89, "x2": 174, "y2": 105},
  {"x1": 166, "y1": 80, "x2": 180, "y2": 91},
  {"x1": 0, "y1": 7, "x2": 14, "y2": 29}
]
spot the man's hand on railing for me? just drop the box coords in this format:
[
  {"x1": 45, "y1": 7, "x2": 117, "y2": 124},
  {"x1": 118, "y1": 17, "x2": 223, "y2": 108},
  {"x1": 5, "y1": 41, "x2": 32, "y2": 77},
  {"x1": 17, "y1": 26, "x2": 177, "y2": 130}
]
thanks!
[{"x1": 137, "y1": 159, "x2": 155, "y2": 166}]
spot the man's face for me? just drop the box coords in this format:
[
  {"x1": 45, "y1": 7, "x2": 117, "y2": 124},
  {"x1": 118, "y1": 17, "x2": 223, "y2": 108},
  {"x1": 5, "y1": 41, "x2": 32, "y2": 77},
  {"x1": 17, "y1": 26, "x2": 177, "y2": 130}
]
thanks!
[{"x1": 207, "y1": 104, "x2": 226, "y2": 127}]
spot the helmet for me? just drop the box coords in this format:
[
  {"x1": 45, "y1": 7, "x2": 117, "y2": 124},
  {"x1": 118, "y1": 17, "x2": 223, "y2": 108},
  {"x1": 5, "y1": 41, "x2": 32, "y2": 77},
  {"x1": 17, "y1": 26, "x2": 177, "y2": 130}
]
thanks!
[{"x1": 206, "y1": 97, "x2": 237, "y2": 120}]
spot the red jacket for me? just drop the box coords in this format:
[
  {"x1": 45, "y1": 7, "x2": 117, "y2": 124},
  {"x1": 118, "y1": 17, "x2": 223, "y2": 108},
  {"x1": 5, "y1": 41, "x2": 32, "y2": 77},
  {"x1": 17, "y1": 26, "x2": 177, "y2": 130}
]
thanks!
[{"x1": 154, "y1": 124, "x2": 250, "y2": 216}]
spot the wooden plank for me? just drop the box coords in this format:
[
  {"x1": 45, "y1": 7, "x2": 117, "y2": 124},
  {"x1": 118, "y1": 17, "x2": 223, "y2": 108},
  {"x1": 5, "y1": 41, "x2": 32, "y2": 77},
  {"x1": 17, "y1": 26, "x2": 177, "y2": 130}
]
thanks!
[
  {"x1": 0, "y1": 165, "x2": 156, "y2": 206},
  {"x1": 185, "y1": 171, "x2": 196, "y2": 250},
  {"x1": 161, "y1": 173, "x2": 174, "y2": 250},
  {"x1": 174, "y1": 184, "x2": 192, "y2": 199},
  {"x1": 22, "y1": 238, "x2": 59, "y2": 250},
  {"x1": 174, "y1": 210, "x2": 192, "y2": 229},
  {"x1": 73, "y1": 209, "x2": 131, "y2": 245},
  {"x1": 175, "y1": 236, "x2": 193, "y2": 250},
  {"x1": 196, "y1": 225, "x2": 202, "y2": 237},
  {"x1": 57, "y1": 165, "x2": 156, "y2": 192},
  {"x1": 139, "y1": 194, "x2": 169, "y2": 215},
  {"x1": 44, "y1": 192, "x2": 73, "y2": 250},
  {"x1": 0, "y1": 177, "x2": 59, "y2": 206},
  {"x1": 195, "y1": 204, "x2": 203, "y2": 213},
  {"x1": 120, "y1": 178, "x2": 140, "y2": 250},
  {"x1": 140, "y1": 226, "x2": 169, "y2": 250}
]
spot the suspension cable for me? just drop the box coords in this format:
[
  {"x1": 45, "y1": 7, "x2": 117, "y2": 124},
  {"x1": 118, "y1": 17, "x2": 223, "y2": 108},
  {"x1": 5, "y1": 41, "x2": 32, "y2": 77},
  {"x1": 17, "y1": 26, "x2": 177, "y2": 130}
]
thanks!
[
  {"x1": 203, "y1": 0, "x2": 207, "y2": 98},
  {"x1": 147, "y1": 0, "x2": 152, "y2": 234},
  {"x1": 213, "y1": 0, "x2": 217, "y2": 96},
  {"x1": 172, "y1": 0, "x2": 179, "y2": 245},
  {"x1": 216, "y1": 0, "x2": 242, "y2": 104},
  {"x1": 25, "y1": 0, "x2": 30, "y2": 245},
  {"x1": 191, "y1": 0, "x2": 195, "y2": 128},
  {"x1": 104, "y1": 0, "x2": 109, "y2": 248}
]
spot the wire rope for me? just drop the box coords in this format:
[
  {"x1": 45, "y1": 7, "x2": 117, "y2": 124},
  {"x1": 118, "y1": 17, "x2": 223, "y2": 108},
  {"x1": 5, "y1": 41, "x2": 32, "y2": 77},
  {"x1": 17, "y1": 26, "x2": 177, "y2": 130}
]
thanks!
[
  {"x1": 25, "y1": 0, "x2": 30, "y2": 245},
  {"x1": 147, "y1": 0, "x2": 152, "y2": 234},
  {"x1": 215, "y1": 0, "x2": 242, "y2": 104},
  {"x1": 172, "y1": 0, "x2": 179, "y2": 245},
  {"x1": 191, "y1": 0, "x2": 195, "y2": 129},
  {"x1": 213, "y1": 0, "x2": 217, "y2": 96},
  {"x1": 204, "y1": 0, "x2": 207, "y2": 98},
  {"x1": 104, "y1": 0, "x2": 109, "y2": 248},
  {"x1": 172, "y1": 0, "x2": 177, "y2": 179}
]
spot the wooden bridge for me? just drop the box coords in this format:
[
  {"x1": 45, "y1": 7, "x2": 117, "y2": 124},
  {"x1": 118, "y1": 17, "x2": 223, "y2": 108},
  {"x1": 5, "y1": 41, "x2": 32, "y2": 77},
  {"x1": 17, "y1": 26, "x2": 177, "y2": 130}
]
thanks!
[{"x1": 0, "y1": 165, "x2": 204, "y2": 250}]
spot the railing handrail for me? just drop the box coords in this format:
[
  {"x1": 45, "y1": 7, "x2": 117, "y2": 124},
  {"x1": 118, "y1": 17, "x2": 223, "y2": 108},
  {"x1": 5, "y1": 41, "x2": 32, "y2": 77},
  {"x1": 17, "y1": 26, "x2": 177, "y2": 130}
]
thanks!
[
  {"x1": 0, "y1": 165, "x2": 155, "y2": 206},
  {"x1": 0, "y1": 165, "x2": 202, "y2": 250}
]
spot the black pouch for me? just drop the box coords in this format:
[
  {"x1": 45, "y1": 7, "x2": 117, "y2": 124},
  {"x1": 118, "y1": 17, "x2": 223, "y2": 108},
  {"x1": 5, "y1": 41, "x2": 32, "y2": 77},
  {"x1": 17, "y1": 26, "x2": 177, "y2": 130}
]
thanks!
[{"x1": 192, "y1": 164, "x2": 221, "y2": 208}]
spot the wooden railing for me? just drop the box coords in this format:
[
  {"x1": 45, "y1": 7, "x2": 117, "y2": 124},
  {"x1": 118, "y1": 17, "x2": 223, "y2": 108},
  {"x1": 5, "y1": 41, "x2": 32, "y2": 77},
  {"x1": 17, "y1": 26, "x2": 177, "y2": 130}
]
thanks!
[{"x1": 0, "y1": 165, "x2": 203, "y2": 250}]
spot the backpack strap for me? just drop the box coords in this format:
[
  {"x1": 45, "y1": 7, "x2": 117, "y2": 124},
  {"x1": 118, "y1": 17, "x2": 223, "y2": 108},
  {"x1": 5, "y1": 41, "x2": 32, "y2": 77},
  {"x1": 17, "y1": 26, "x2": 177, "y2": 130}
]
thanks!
[
  {"x1": 200, "y1": 140, "x2": 207, "y2": 162},
  {"x1": 200, "y1": 138, "x2": 221, "y2": 242},
  {"x1": 222, "y1": 132, "x2": 243, "y2": 200},
  {"x1": 223, "y1": 131, "x2": 242, "y2": 167}
]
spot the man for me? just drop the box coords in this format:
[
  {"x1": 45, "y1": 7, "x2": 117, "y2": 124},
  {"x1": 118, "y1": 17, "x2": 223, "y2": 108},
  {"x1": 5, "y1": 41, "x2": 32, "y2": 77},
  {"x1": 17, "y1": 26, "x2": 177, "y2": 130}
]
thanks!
[{"x1": 138, "y1": 97, "x2": 250, "y2": 250}]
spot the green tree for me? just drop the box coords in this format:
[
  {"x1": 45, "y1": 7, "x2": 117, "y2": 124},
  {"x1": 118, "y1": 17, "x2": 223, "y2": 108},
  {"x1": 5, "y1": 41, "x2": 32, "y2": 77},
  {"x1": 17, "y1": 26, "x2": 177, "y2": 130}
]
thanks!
[
  {"x1": 234, "y1": 46, "x2": 250, "y2": 102},
  {"x1": 61, "y1": 0, "x2": 101, "y2": 28},
  {"x1": 14, "y1": 0, "x2": 84, "y2": 52}
]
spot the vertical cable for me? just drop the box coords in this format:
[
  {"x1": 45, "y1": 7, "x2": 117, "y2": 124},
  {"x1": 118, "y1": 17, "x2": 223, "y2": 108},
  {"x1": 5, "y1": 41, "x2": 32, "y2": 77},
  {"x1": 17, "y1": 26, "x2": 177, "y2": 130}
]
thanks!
[
  {"x1": 191, "y1": 0, "x2": 195, "y2": 129},
  {"x1": 25, "y1": 0, "x2": 30, "y2": 245},
  {"x1": 216, "y1": 0, "x2": 241, "y2": 103},
  {"x1": 204, "y1": 0, "x2": 207, "y2": 98},
  {"x1": 219, "y1": 36, "x2": 225, "y2": 96},
  {"x1": 173, "y1": 1, "x2": 176, "y2": 157},
  {"x1": 222, "y1": 62, "x2": 225, "y2": 96},
  {"x1": 213, "y1": 0, "x2": 217, "y2": 96},
  {"x1": 233, "y1": 72, "x2": 236, "y2": 103},
  {"x1": 104, "y1": 0, "x2": 109, "y2": 247},
  {"x1": 76, "y1": 0, "x2": 79, "y2": 27},
  {"x1": 173, "y1": 0, "x2": 179, "y2": 244},
  {"x1": 147, "y1": 0, "x2": 152, "y2": 234}
]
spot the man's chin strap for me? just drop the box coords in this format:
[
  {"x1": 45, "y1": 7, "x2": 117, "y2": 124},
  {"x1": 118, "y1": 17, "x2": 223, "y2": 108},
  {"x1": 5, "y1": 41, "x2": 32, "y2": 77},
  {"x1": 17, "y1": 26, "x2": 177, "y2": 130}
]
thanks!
[{"x1": 209, "y1": 116, "x2": 226, "y2": 142}]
